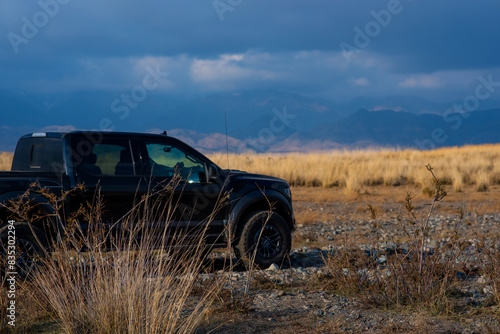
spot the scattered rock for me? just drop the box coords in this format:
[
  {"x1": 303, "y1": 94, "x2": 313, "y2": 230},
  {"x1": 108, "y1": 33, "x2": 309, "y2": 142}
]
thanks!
[{"x1": 267, "y1": 263, "x2": 280, "y2": 271}]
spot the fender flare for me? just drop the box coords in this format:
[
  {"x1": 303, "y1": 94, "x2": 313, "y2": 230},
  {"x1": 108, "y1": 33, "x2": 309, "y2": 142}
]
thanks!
[{"x1": 228, "y1": 188, "x2": 294, "y2": 241}]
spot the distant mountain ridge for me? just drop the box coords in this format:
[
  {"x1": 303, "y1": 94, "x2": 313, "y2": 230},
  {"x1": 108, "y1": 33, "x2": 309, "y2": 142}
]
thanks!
[
  {"x1": 0, "y1": 89, "x2": 499, "y2": 153},
  {"x1": 310, "y1": 108, "x2": 500, "y2": 149}
]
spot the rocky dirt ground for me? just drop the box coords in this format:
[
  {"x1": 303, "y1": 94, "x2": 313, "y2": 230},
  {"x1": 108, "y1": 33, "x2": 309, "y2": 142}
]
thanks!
[{"x1": 200, "y1": 185, "x2": 500, "y2": 333}]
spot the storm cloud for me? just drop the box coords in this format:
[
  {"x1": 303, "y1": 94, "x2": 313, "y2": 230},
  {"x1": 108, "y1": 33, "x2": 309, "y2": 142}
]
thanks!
[{"x1": 1, "y1": 0, "x2": 499, "y2": 101}]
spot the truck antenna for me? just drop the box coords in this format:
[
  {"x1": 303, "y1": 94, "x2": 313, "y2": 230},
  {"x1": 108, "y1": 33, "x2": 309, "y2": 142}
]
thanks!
[{"x1": 225, "y1": 112, "x2": 230, "y2": 169}]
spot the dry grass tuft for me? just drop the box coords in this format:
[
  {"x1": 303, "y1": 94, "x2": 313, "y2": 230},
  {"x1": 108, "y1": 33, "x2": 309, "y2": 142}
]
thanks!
[
  {"x1": 36, "y1": 246, "x2": 218, "y2": 334},
  {"x1": 3, "y1": 180, "x2": 227, "y2": 334},
  {"x1": 475, "y1": 171, "x2": 490, "y2": 192},
  {"x1": 451, "y1": 168, "x2": 464, "y2": 193},
  {"x1": 343, "y1": 171, "x2": 362, "y2": 199}
]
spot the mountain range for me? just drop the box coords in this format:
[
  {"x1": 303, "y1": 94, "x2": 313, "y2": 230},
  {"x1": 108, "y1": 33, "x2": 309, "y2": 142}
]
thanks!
[{"x1": 1, "y1": 89, "x2": 499, "y2": 153}]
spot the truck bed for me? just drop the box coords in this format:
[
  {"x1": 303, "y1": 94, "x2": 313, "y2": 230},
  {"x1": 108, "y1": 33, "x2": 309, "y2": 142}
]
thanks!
[{"x1": 0, "y1": 171, "x2": 62, "y2": 195}]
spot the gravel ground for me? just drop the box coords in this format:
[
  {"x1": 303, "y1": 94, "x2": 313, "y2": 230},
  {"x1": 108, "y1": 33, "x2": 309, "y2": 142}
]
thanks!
[
  {"x1": 23, "y1": 187, "x2": 500, "y2": 333},
  {"x1": 204, "y1": 196, "x2": 500, "y2": 333}
]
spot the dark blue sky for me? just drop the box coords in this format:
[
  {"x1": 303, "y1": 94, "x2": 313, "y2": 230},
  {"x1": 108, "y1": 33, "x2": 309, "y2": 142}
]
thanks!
[{"x1": 1, "y1": 0, "x2": 500, "y2": 101}]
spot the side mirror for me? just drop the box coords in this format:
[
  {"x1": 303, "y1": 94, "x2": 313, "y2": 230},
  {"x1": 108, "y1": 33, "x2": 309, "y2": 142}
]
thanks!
[{"x1": 206, "y1": 163, "x2": 218, "y2": 183}]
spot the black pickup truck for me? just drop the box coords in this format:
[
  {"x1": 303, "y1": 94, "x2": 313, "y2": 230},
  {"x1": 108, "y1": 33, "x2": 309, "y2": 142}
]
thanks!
[{"x1": 0, "y1": 131, "x2": 295, "y2": 273}]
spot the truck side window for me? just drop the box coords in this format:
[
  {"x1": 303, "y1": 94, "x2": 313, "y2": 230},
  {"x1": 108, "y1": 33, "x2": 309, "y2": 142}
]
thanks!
[
  {"x1": 145, "y1": 142, "x2": 205, "y2": 183},
  {"x1": 94, "y1": 143, "x2": 134, "y2": 176},
  {"x1": 77, "y1": 140, "x2": 135, "y2": 176}
]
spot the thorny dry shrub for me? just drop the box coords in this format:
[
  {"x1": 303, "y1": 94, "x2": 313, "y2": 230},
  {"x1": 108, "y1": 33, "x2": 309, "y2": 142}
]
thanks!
[
  {"x1": 3, "y1": 178, "x2": 228, "y2": 334},
  {"x1": 321, "y1": 165, "x2": 467, "y2": 314}
]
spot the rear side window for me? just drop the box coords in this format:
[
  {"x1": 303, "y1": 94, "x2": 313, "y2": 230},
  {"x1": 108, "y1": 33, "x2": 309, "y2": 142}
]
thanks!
[
  {"x1": 94, "y1": 143, "x2": 134, "y2": 176},
  {"x1": 12, "y1": 137, "x2": 64, "y2": 172},
  {"x1": 75, "y1": 139, "x2": 136, "y2": 176}
]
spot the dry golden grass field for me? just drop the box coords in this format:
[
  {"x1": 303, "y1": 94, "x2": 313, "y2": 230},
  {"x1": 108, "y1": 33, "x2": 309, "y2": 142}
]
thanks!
[
  {"x1": 209, "y1": 144, "x2": 500, "y2": 196},
  {"x1": 0, "y1": 152, "x2": 12, "y2": 171},
  {"x1": 3, "y1": 144, "x2": 500, "y2": 199}
]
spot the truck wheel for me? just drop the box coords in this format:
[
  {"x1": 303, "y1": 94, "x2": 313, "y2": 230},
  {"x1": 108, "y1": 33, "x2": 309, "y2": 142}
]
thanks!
[
  {"x1": 236, "y1": 211, "x2": 291, "y2": 269},
  {"x1": 0, "y1": 222, "x2": 47, "y2": 280}
]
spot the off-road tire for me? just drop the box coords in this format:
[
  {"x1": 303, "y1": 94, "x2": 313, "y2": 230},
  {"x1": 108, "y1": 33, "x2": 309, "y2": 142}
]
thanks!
[{"x1": 236, "y1": 211, "x2": 291, "y2": 269}]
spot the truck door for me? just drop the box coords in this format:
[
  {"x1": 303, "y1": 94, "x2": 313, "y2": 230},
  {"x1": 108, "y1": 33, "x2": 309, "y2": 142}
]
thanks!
[
  {"x1": 137, "y1": 139, "x2": 225, "y2": 245},
  {"x1": 71, "y1": 136, "x2": 147, "y2": 232}
]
